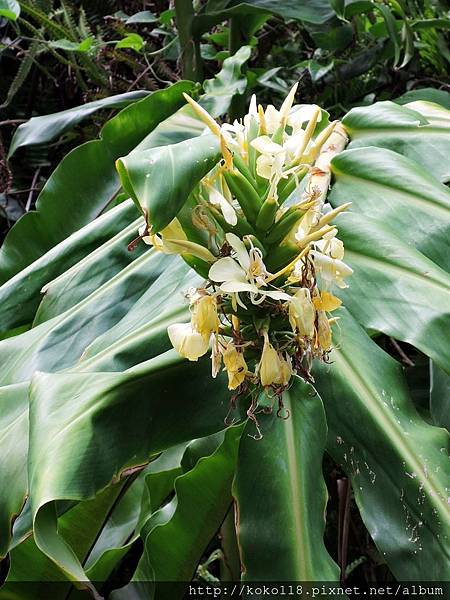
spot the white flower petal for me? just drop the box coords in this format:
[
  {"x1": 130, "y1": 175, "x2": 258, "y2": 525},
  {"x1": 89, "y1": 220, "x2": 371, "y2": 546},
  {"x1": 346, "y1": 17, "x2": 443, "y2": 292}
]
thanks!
[
  {"x1": 220, "y1": 281, "x2": 258, "y2": 293},
  {"x1": 167, "y1": 323, "x2": 209, "y2": 361},
  {"x1": 251, "y1": 135, "x2": 284, "y2": 155},
  {"x1": 288, "y1": 104, "x2": 322, "y2": 130},
  {"x1": 256, "y1": 155, "x2": 273, "y2": 180},
  {"x1": 265, "y1": 105, "x2": 281, "y2": 133},
  {"x1": 265, "y1": 290, "x2": 292, "y2": 301},
  {"x1": 209, "y1": 188, "x2": 237, "y2": 225},
  {"x1": 208, "y1": 257, "x2": 247, "y2": 284},
  {"x1": 225, "y1": 233, "x2": 250, "y2": 271}
]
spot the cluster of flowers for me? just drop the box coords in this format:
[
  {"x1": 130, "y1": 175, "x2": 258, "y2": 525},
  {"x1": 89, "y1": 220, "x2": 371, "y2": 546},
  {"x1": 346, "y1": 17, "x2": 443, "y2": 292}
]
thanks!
[{"x1": 142, "y1": 84, "x2": 353, "y2": 406}]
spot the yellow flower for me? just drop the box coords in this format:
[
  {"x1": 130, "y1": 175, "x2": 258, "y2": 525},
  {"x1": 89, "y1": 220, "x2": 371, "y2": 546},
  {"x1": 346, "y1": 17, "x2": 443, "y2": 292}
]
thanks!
[
  {"x1": 139, "y1": 218, "x2": 216, "y2": 263},
  {"x1": 222, "y1": 343, "x2": 248, "y2": 390},
  {"x1": 167, "y1": 323, "x2": 210, "y2": 361},
  {"x1": 191, "y1": 295, "x2": 220, "y2": 340},
  {"x1": 317, "y1": 311, "x2": 332, "y2": 351},
  {"x1": 288, "y1": 288, "x2": 316, "y2": 337},
  {"x1": 313, "y1": 291, "x2": 342, "y2": 312},
  {"x1": 277, "y1": 353, "x2": 293, "y2": 387},
  {"x1": 259, "y1": 332, "x2": 282, "y2": 387}
]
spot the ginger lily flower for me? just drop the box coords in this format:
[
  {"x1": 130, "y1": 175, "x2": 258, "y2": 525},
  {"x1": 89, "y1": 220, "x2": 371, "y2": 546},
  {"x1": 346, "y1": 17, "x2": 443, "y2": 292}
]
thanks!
[
  {"x1": 167, "y1": 323, "x2": 210, "y2": 361},
  {"x1": 317, "y1": 311, "x2": 332, "y2": 351},
  {"x1": 311, "y1": 250, "x2": 353, "y2": 289},
  {"x1": 250, "y1": 136, "x2": 286, "y2": 181},
  {"x1": 191, "y1": 295, "x2": 220, "y2": 340},
  {"x1": 313, "y1": 291, "x2": 342, "y2": 312},
  {"x1": 209, "y1": 233, "x2": 290, "y2": 303},
  {"x1": 222, "y1": 343, "x2": 248, "y2": 389},
  {"x1": 207, "y1": 185, "x2": 237, "y2": 226},
  {"x1": 288, "y1": 288, "x2": 316, "y2": 337},
  {"x1": 259, "y1": 332, "x2": 282, "y2": 387}
]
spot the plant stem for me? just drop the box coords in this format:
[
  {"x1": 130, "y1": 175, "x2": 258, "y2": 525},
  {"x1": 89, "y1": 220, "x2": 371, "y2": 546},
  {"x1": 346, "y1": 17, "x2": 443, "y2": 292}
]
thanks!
[
  {"x1": 174, "y1": 0, "x2": 203, "y2": 82},
  {"x1": 228, "y1": 17, "x2": 248, "y2": 119}
]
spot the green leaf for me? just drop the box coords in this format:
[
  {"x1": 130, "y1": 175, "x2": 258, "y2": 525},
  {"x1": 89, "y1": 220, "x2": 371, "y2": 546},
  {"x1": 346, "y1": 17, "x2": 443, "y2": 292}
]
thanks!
[
  {"x1": 330, "y1": 147, "x2": 450, "y2": 270},
  {"x1": 0, "y1": 201, "x2": 140, "y2": 334},
  {"x1": 118, "y1": 427, "x2": 242, "y2": 598},
  {"x1": 0, "y1": 383, "x2": 29, "y2": 557},
  {"x1": 0, "y1": 81, "x2": 196, "y2": 283},
  {"x1": 342, "y1": 100, "x2": 450, "y2": 183},
  {"x1": 117, "y1": 134, "x2": 221, "y2": 232},
  {"x1": 202, "y1": 45, "x2": 251, "y2": 116},
  {"x1": 0, "y1": 0, "x2": 20, "y2": 20},
  {"x1": 315, "y1": 310, "x2": 450, "y2": 579},
  {"x1": 126, "y1": 10, "x2": 157, "y2": 24},
  {"x1": 430, "y1": 361, "x2": 450, "y2": 431},
  {"x1": 234, "y1": 380, "x2": 339, "y2": 580},
  {"x1": 8, "y1": 91, "x2": 150, "y2": 157},
  {"x1": 116, "y1": 33, "x2": 145, "y2": 51},
  {"x1": 196, "y1": 0, "x2": 335, "y2": 33},
  {"x1": 334, "y1": 212, "x2": 450, "y2": 372},
  {"x1": 48, "y1": 37, "x2": 95, "y2": 52},
  {"x1": 395, "y1": 88, "x2": 450, "y2": 109},
  {"x1": 28, "y1": 356, "x2": 233, "y2": 586}
]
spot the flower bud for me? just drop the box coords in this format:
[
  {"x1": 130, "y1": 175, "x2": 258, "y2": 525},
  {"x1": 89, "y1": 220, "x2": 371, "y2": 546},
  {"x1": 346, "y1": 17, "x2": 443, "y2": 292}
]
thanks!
[{"x1": 259, "y1": 332, "x2": 282, "y2": 387}]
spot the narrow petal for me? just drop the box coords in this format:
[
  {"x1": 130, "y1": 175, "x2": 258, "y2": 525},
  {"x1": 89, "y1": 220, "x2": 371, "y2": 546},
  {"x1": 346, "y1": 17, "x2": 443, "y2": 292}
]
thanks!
[
  {"x1": 225, "y1": 232, "x2": 251, "y2": 271},
  {"x1": 220, "y1": 281, "x2": 258, "y2": 293}
]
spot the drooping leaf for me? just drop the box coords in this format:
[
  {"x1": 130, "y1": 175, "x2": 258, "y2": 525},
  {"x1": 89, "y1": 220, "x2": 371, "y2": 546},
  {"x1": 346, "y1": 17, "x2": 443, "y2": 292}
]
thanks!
[
  {"x1": 8, "y1": 91, "x2": 150, "y2": 157},
  {"x1": 0, "y1": 383, "x2": 29, "y2": 557},
  {"x1": 28, "y1": 355, "x2": 233, "y2": 586},
  {"x1": 115, "y1": 427, "x2": 243, "y2": 599},
  {"x1": 234, "y1": 380, "x2": 339, "y2": 581}
]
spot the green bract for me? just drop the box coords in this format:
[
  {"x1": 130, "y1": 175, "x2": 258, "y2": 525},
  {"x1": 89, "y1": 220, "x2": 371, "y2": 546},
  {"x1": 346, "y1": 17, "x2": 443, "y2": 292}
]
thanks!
[{"x1": 0, "y1": 66, "x2": 449, "y2": 596}]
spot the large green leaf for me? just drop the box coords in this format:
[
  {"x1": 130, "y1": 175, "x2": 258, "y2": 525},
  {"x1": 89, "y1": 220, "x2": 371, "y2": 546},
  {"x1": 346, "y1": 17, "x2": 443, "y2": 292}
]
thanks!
[
  {"x1": 335, "y1": 212, "x2": 450, "y2": 372},
  {"x1": 115, "y1": 427, "x2": 242, "y2": 599},
  {"x1": 0, "y1": 200, "x2": 140, "y2": 334},
  {"x1": 0, "y1": 383, "x2": 29, "y2": 557},
  {"x1": 233, "y1": 380, "x2": 339, "y2": 580},
  {"x1": 330, "y1": 147, "x2": 450, "y2": 271},
  {"x1": 430, "y1": 361, "x2": 450, "y2": 431},
  {"x1": 0, "y1": 82, "x2": 196, "y2": 283},
  {"x1": 27, "y1": 354, "x2": 232, "y2": 587},
  {"x1": 8, "y1": 91, "x2": 150, "y2": 157},
  {"x1": 117, "y1": 134, "x2": 221, "y2": 232},
  {"x1": 195, "y1": 0, "x2": 335, "y2": 35},
  {"x1": 343, "y1": 100, "x2": 450, "y2": 183},
  {"x1": 314, "y1": 310, "x2": 450, "y2": 580}
]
